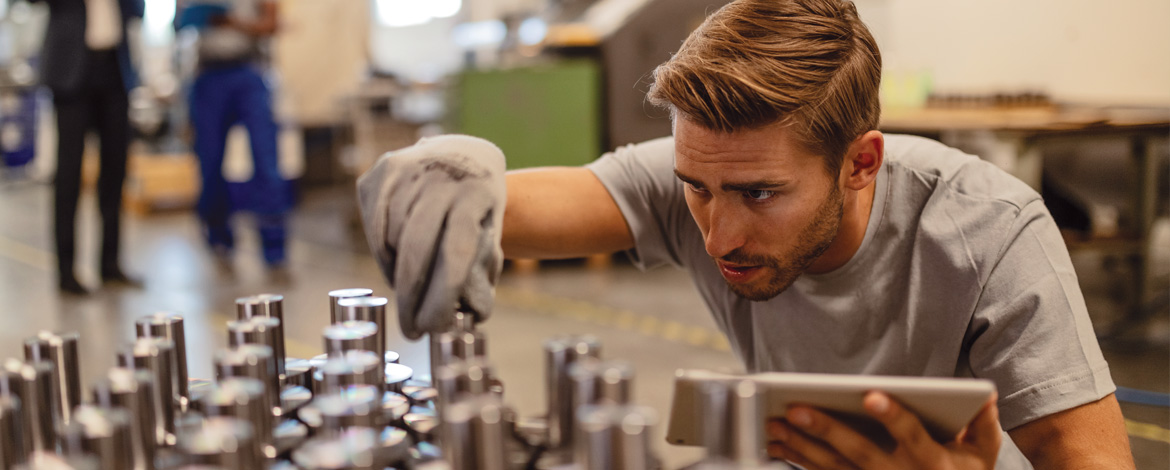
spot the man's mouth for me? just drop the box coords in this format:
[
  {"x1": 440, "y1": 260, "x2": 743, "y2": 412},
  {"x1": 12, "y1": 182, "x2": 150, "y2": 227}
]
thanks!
[{"x1": 717, "y1": 261, "x2": 762, "y2": 282}]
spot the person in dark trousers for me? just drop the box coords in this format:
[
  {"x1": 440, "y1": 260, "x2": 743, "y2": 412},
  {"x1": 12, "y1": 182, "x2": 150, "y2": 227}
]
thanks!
[
  {"x1": 181, "y1": 0, "x2": 290, "y2": 267},
  {"x1": 32, "y1": 0, "x2": 145, "y2": 294}
]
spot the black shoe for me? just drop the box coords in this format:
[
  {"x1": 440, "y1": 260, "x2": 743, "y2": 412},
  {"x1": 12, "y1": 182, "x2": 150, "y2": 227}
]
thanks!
[
  {"x1": 59, "y1": 276, "x2": 91, "y2": 296},
  {"x1": 101, "y1": 268, "x2": 144, "y2": 288}
]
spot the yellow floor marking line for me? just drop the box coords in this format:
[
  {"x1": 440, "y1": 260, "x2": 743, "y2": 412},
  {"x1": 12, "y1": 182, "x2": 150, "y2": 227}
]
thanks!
[
  {"x1": 1125, "y1": 419, "x2": 1170, "y2": 444},
  {"x1": 496, "y1": 285, "x2": 731, "y2": 352},
  {"x1": 0, "y1": 234, "x2": 54, "y2": 271}
]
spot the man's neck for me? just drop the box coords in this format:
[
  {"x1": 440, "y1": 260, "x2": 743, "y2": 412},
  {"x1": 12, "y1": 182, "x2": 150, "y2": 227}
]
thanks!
[{"x1": 805, "y1": 181, "x2": 877, "y2": 275}]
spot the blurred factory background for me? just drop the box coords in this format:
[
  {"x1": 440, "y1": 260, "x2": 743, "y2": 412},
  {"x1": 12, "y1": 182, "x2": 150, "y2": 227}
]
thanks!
[{"x1": 0, "y1": 0, "x2": 1167, "y2": 468}]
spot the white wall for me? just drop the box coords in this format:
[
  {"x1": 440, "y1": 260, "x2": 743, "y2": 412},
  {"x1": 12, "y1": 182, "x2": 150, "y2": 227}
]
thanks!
[{"x1": 856, "y1": 0, "x2": 1170, "y2": 106}]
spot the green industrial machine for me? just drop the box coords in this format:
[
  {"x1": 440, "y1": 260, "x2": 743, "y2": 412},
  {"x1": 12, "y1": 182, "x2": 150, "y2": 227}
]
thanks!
[{"x1": 452, "y1": 60, "x2": 602, "y2": 170}]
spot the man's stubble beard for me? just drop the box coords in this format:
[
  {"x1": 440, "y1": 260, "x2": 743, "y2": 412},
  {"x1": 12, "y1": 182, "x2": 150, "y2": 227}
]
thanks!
[{"x1": 720, "y1": 183, "x2": 844, "y2": 302}]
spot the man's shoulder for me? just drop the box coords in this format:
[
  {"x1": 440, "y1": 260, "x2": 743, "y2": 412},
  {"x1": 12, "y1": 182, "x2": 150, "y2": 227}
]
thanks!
[{"x1": 883, "y1": 134, "x2": 1039, "y2": 211}]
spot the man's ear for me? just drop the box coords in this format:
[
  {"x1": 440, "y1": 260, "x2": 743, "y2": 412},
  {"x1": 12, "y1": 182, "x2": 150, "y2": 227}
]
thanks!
[{"x1": 841, "y1": 130, "x2": 883, "y2": 191}]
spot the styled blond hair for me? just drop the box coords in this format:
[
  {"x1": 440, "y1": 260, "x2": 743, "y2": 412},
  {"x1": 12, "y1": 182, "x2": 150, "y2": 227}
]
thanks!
[{"x1": 648, "y1": 0, "x2": 881, "y2": 176}]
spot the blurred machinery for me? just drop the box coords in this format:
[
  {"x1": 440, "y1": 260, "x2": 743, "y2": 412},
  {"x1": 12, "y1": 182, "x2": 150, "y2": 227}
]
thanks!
[{"x1": 451, "y1": 0, "x2": 731, "y2": 170}]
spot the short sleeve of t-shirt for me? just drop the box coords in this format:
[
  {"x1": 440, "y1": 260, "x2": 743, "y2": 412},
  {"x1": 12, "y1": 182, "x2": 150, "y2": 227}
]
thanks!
[
  {"x1": 586, "y1": 137, "x2": 697, "y2": 270},
  {"x1": 964, "y1": 198, "x2": 1115, "y2": 429}
]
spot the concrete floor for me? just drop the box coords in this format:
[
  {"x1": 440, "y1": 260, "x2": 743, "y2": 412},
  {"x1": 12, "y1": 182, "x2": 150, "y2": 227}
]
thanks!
[{"x1": 0, "y1": 180, "x2": 1166, "y2": 469}]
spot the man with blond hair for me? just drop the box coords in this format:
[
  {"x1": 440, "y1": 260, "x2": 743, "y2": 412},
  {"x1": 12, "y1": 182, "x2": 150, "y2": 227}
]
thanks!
[{"x1": 357, "y1": 0, "x2": 1134, "y2": 468}]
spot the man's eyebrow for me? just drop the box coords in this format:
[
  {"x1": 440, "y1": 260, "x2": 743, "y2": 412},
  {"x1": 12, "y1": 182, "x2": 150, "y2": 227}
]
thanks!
[
  {"x1": 673, "y1": 169, "x2": 705, "y2": 188},
  {"x1": 674, "y1": 170, "x2": 788, "y2": 192},
  {"x1": 721, "y1": 180, "x2": 788, "y2": 192}
]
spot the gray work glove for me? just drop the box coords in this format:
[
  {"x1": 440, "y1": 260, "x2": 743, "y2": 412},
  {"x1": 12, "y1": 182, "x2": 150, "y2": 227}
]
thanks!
[{"x1": 356, "y1": 135, "x2": 507, "y2": 340}]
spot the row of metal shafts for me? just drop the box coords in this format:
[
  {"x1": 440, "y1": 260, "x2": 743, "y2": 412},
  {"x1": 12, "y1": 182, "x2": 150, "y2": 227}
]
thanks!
[{"x1": 0, "y1": 288, "x2": 790, "y2": 470}]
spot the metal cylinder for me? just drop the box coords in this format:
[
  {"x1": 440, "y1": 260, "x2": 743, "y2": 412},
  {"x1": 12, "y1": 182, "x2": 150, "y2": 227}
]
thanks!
[
  {"x1": 0, "y1": 396, "x2": 24, "y2": 469},
  {"x1": 236, "y1": 294, "x2": 288, "y2": 376},
  {"x1": 428, "y1": 332, "x2": 457, "y2": 384},
  {"x1": 441, "y1": 397, "x2": 507, "y2": 470},
  {"x1": 701, "y1": 380, "x2": 763, "y2": 464},
  {"x1": 117, "y1": 338, "x2": 177, "y2": 447},
  {"x1": 214, "y1": 345, "x2": 278, "y2": 418},
  {"x1": 574, "y1": 405, "x2": 657, "y2": 470},
  {"x1": 59, "y1": 405, "x2": 134, "y2": 470},
  {"x1": 544, "y1": 335, "x2": 601, "y2": 450},
  {"x1": 23, "y1": 331, "x2": 81, "y2": 426},
  {"x1": 322, "y1": 321, "x2": 379, "y2": 358},
  {"x1": 135, "y1": 313, "x2": 190, "y2": 412},
  {"x1": 2, "y1": 359, "x2": 58, "y2": 453},
  {"x1": 201, "y1": 378, "x2": 274, "y2": 458},
  {"x1": 380, "y1": 392, "x2": 411, "y2": 425},
  {"x1": 272, "y1": 419, "x2": 309, "y2": 457},
  {"x1": 226, "y1": 316, "x2": 286, "y2": 383},
  {"x1": 92, "y1": 368, "x2": 157, "y2": 470},
  {"x1": 327, "y1": 289, "x2": 373, "y2": 324},
  {"x1": 313, "y1": 351, "x2": 383, "y2": 396},
  {"x1": 177, "y1": 417, "x2": 263, "y2": 470},
  {"x1": 453, "y1": 331, "x2": 486, "y2": 361},
  {"x1": 316, "y1": 387, "x2": 383, "y2": 435},
  {"x1": 291, "y1": 428, "x2": 380, "y2": 470},
  {"x1": 335, "y1": 297, "x2": 388, "y2": 364}
]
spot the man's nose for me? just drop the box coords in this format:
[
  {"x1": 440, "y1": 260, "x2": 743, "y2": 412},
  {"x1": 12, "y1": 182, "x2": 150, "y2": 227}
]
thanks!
[{"x1": 703, "y1": 202, "x2": 745, "y2": 260}]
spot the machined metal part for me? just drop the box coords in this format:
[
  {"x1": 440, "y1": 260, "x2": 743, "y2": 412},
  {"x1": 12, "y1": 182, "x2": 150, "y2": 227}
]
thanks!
[
  {"x1": 441, "y1": 396, "x2": 508, "y2": 470},
  {"x1": 59, "y1": 405, "x2": 135, "y2": 470},
  {"x1": 701, "y1": 380, "x2": 764, "y2": 464},
  {"x1": 23, "y1": 331, "x2": 81, "y2": 426},
  {"x1": 426, "y1": 311, "x2": 475, "y2": 384},
  {"x1": 382, "y1": 391, "x2": 411, "y2": 425},
  {"x1": 201, "y1": 378, "x2": 274, "y2": 458},
  {"x1": 135, "y1": 313, "x2": 191, "y2": 412},
  {"x1": 176, "y1": 417, "x2": 264, "y2": 470},
  {"x1": 2, "y1": 359, "x2": 59, "y2": 453},
  {"x1": 322, "y1": 321, "x2": 379, "y2": 358},
  {"x1": 434, "y1": 360, "x2": 493, "y2": 415},
  {"x1": 272, "y1": 419, "x2": 309, "y2": 457},
  {"x1": 327, "y1": 289, "x2": 374, "y2": 324},
  {"x1": 216, "y1": 346, "x2": 314, "y2": 419},
  {"x1": 0, "y1": 395, "x2": 24, "y2": 469},
  {"x1": 453, "y1": 331, "x2": 486, "y2": 361},
  {"x1": 315, "y1": 387, "x2": 383, "y2": 434},
  {"x1": 334, "y1": 296, "x2": 389, "y2": 365},
  {"x1": 543, "y1": 335, "x2": 602, "y2": 450},
  {"x1": 186, "y1": 379, "x2": 214, "y2": 413},
  {"x1": 402, "y1": 406, "x2": 439, "y2": 443},
  {"x1": 403, "y1": 385, "x2": 438, "y2": 408},
  {"x1": 312, "y1": 351, "x2": 383, "y2": 396},
  {"x1": 568, "y1": 359, "x2": 636, "y2": 448},
  {"x1": 13, "y1": 453, "x2": 100, "y2": 470},
  {"x1": 117, "y1": 337, "x2": 177, "y2": 447},
  {"x1": 574, "y1": 404, "x2": 658, "y2": 470},
  {"x1": 291, "y1": 428, "x2": 381, "y2": 470},
  {"x1": 92, "y1": 368, "x2": 157, "y2": 470},
  {"x1": 226, "y1": 316, "x2": 286, "y2": 384},
  {"x1": 235, "y1": 294, "x2": 288, "y2": 377},
  {"x1": 281, "y1": 359, "x2": 313, "y2": 389},
  {"x1": 383, "y1": 363, "x2": 413, "y2": 394}
]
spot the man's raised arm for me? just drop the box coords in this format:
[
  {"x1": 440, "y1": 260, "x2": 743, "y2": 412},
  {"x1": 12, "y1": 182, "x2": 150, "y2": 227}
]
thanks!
[{"x1": 502, "y1": 167, "x2": 633, "y2": 260}]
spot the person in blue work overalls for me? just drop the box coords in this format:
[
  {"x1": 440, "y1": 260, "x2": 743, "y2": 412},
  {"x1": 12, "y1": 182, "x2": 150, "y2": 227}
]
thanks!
[{"x1": 183, "y1": 0, "x2": 289, "y2": 266}]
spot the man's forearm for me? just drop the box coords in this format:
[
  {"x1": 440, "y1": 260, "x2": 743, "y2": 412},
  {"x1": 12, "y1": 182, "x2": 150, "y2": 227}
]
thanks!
[
  {"x1": 1009, "y1": 394, "x2": 1135, "y2": 470},
  {"x1": 502, "y1": 167, "x2": 633, "y2": 259}
]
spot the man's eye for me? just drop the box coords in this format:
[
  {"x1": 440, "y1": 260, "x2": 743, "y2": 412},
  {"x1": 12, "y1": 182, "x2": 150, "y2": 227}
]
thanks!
[
  {"x1": 687, "y1": 183, "x2": 708, "y2": 194},
  {"x1": 746, "y1": 189, "x2": 774, "y2": 200}
]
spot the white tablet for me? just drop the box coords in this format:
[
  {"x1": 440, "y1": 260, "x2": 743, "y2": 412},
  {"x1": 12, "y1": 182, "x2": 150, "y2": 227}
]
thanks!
[{"x1": 666, "y1": 370, "x2": 995, "y2": 449}]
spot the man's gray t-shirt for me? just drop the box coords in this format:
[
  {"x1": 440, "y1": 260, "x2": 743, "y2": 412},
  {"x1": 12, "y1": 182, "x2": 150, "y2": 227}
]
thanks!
[{"x1": 587, "y1": 134, "x2": 1114, "y2": 468}]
